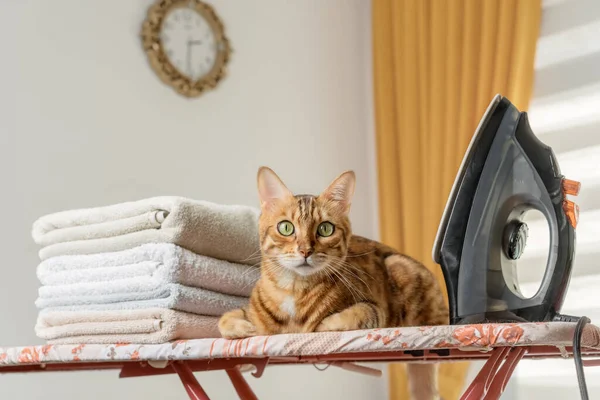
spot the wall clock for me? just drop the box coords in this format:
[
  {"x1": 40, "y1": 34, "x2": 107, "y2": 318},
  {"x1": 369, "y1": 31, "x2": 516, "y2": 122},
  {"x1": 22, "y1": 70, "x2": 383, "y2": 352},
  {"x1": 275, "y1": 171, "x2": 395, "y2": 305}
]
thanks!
[{"x1": 141, "y1": 0, "x2": 231, "y2": 98}]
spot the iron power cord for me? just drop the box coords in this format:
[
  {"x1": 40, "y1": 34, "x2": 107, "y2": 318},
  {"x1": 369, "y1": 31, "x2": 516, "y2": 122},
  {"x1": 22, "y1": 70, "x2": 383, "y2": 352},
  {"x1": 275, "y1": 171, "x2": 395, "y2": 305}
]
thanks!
[
  {"x1": 574, "y1": 316, "x2": 591, "y2": 400},
  {"x1": 554, "y1": 313, "x2": 590, "y2": 400}
]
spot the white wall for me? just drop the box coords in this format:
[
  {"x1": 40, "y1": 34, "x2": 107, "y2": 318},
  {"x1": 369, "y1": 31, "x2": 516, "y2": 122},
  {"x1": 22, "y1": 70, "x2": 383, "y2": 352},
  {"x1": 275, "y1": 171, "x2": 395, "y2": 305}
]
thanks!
[{"x1": 0, "y1": 1, "x2": 383, "y2": 399}]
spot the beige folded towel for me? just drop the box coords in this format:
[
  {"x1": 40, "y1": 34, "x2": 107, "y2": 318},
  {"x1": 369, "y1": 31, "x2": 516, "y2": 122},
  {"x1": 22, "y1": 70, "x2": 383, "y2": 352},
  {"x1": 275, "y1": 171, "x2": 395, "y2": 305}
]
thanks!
[
  {"x1": 36, "y1": 308, "x2": 220, "y2": 344},
  {"x1": 32, "y1": 197, "x2": 261, "y2": 263},
  {"x1": 37, "y1": 243, "x2": 260, "y2": 297},
  {"x1": 36, "y1": 282, "x2": 248, "y2": 316}
]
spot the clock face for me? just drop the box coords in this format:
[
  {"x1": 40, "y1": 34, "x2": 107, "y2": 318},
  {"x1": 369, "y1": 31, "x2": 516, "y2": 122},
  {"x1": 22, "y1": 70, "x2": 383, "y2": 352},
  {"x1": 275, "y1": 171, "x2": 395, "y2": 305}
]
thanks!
[
  {"x1": 141, "y1": 0, "x2": 231, "y2": 97},
  {"x1": 160, "y1": 6, "x2": 218, "y2": 82}
]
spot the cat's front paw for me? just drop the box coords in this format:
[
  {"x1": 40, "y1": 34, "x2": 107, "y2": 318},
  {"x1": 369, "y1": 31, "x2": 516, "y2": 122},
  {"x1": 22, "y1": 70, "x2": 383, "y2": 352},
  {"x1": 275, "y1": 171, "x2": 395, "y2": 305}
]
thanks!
[
  {"x1": 218, "y1": 309, "x2": 257, "y2": 339},
  {"x1": 315, "y1": 303, "x2": 380, "y2": 332},
  {"x1": 316, "y1": 313, "x2": 365, "y2": 332}
]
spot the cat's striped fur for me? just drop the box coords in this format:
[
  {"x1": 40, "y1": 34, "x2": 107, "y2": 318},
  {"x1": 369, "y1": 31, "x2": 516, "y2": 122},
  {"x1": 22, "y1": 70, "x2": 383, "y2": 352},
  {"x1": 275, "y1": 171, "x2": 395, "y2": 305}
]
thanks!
[{"x1": 218, "y1": 167, "x2": 448, "y2": 400}]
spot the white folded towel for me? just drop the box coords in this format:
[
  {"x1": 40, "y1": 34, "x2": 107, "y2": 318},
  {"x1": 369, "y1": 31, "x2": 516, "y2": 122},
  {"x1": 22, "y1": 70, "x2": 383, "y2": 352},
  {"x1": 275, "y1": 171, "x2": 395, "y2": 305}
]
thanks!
[
  {"x1": 37, "y1": 243, "x2": 260, "y2": 297},
  {"x1": 36, "y1": 308, "x2": 220, "y2": 344},
  {"x1": 32, "y1": 196, "x2": 261, "y2": 263},
  {"x1": 36, "y1": 282, "x2": 248, "y2": 316}
]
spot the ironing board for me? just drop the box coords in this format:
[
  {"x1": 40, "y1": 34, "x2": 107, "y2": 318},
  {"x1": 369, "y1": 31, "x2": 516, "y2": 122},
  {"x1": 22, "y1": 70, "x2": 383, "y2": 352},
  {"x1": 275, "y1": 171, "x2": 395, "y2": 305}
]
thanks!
[{"x1": 2, "y1": 322, "x2": 600, "y2": 400}]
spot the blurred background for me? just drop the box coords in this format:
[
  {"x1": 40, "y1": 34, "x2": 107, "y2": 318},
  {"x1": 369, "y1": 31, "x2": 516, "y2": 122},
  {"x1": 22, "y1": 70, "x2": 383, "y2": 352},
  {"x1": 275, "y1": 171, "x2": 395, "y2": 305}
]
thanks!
[{"x1": 0, "y1": 0, "x2": 598, "y2": 399}]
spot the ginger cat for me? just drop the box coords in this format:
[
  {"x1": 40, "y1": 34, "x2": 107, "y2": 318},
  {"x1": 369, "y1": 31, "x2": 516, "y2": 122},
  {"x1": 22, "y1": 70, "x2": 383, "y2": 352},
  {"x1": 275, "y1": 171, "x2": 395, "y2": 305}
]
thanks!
[{"x1": 219, "y1": 167, "x2": 448, "y2": 400}]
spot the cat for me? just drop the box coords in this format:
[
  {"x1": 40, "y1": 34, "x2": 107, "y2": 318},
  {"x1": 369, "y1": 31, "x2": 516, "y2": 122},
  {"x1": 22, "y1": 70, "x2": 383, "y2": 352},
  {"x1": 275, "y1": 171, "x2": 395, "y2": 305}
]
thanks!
[{"x1": 218, "y1": 167, "x2": 448, "y2": 400}]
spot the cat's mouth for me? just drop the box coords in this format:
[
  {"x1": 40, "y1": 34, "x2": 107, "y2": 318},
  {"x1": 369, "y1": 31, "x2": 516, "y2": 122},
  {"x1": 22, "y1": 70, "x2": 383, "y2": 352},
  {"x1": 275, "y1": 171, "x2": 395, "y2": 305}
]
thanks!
[
  {"x1": 292, "y1": 260, "x2": 321, "y2": 276},
  {"x1": 277, "y1": 256, "x2": 323, "y2": 276},
  {"x1": 293, "y1": 263, "x2": 318, "y2": 276}
]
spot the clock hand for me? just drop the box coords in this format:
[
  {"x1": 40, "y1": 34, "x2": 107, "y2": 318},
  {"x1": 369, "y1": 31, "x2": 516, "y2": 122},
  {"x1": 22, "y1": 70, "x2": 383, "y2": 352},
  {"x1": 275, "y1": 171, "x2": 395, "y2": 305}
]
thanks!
[
  {"x1": 186, "y1": 40, "x2": 192, "y2": 76},
  {"x1": 185, "y1": 39, "x2": 205, "y2": 77}
]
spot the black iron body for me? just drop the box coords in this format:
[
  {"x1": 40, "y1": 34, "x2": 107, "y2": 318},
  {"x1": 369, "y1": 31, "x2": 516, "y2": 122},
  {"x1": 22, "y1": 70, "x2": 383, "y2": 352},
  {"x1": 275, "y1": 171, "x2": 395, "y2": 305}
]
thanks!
[{"x1": 433, "y1": 95, "x2": 576, "y2": 325}]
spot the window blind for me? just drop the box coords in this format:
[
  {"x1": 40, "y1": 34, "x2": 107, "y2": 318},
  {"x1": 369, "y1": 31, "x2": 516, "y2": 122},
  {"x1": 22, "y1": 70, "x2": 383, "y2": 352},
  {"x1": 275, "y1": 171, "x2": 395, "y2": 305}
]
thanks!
[{"x1": 513, "y1": 0, "x2": 600, "y2": 398}]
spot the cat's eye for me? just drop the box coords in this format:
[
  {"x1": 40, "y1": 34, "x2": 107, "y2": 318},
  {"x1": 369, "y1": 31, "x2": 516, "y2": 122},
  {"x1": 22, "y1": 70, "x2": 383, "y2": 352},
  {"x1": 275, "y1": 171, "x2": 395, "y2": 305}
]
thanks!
[
  {"x1": 317, "y1": 222, "x2": 335, "y2": 237},
  {"x1": 277, "y1": 220, "x2": 295, "y2": 236}
]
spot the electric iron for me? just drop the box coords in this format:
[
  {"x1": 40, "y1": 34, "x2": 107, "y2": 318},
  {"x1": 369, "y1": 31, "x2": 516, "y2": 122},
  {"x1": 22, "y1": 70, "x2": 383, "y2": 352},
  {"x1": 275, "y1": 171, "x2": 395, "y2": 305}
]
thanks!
[{"x1": 433, "y1": 94, "x2": 581, "y2": 325}]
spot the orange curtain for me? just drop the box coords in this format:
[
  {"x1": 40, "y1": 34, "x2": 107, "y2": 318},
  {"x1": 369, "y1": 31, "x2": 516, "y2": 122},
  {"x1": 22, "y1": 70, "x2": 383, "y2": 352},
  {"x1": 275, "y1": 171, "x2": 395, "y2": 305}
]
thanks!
[{"x1": 371, "y1": 0, "x2": 542, "y2": 399}]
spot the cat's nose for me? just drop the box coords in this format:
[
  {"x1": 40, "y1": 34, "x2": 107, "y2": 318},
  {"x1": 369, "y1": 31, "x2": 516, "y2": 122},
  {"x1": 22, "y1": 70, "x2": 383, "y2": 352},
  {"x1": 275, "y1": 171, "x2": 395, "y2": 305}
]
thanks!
[{"x1": 299, "y1": 249, "x2": 313, "y2": 258}]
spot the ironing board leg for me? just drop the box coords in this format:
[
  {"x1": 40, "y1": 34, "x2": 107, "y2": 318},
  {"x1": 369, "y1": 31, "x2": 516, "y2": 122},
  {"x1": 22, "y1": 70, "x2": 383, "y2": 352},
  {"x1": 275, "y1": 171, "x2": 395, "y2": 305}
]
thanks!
[
  {"x1": 460, "y1": 347, "x2": 510, "y2": 400},
  {"x1": 460, "y1": 347, "x2": 528, "y2": 400},
  {"x1": 484, "y1": 347, "x2": 527, "y2": 400},
  {"x1": 172, "y1": 362, "x2": 211, "y2": 400},
  {"x1": 226, "y1": 368, "x2": 259, "y2": 400}
]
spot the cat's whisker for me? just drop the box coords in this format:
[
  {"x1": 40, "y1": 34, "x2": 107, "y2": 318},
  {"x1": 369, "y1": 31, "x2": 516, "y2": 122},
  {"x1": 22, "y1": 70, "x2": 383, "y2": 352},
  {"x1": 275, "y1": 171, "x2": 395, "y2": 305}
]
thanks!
[
  {"x1": 325, "y1": 260, "x2": 374, "y2": 298},
  {"x1": 342, "y1": 275, "x2": 366, "y2": 302},
  {"x1": 334, "y1": 264, "x2": 372, "y2": 287},
  {"x1": 239, "y1": 261, "x2": 266, "y2": 279},
  {"x1": 326, "y1": 266, "x2": 357, "y2": 303},
  {"x1": 240, "y1": 261, "x2": 276, "y2": 287},
  {"x1": 260, "y1": 261, "x2": 283, "y2": 276},
  {"x1": 345, "y1": 250, "x2": 376, "y2": 258},
  {"x1": 239, "y1": 247, "x2": 264, "y2": 262},
  {"x1": 319, "y1": 268, "x2": 337, "y2": 288},
  {"x1": 324, "y1": 270, "x2": 336, "y2": 286},
  {"x1": 325, "y1": 264, "x2": 365, "y2": 303},
  {"x1": 328, "y1": 256, "x2": 375, "y2": 281},
  {"x1": 327, "y1": 259, "x2": 372, "y2": 286}
]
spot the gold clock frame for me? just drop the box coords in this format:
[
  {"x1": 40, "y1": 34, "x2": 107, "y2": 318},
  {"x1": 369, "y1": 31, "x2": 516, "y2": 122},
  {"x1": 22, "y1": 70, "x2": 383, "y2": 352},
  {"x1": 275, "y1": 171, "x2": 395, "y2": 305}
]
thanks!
[{"x1": 141, "y1": 0, "x2": 231, "y2": 98}]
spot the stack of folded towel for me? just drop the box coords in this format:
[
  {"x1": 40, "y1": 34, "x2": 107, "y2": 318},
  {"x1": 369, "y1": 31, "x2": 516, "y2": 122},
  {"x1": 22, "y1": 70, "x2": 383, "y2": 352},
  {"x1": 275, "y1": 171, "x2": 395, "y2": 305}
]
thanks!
[{"x1": 31, "y1": 196, "x2": 262, "y2": 344}]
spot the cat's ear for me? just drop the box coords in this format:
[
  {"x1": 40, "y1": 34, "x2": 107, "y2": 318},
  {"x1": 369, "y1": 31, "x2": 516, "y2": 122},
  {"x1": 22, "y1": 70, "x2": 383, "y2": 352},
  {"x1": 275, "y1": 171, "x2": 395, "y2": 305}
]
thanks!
[
  {"x1": 321, "y1": 170, "x2": 355, "y2": 213},
  {"x1": 257, "y1": 167, "x2": 292, "y2": 209}
]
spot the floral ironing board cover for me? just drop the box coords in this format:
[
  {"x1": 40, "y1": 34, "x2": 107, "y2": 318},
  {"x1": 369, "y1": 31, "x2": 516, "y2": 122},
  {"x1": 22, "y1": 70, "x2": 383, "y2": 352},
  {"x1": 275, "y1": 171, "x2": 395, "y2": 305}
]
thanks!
[{"x1": 2, "y1": 322, "x2": 599, "y2": 366}]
